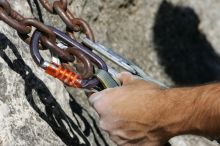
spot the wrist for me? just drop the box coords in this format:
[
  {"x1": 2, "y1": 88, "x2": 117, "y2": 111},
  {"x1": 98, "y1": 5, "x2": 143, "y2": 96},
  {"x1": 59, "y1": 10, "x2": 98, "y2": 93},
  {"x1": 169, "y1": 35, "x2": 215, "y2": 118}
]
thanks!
[
  {"x1": 162, "y1": 84, "x2": 220, "y2": 138},
  {"x1": 158, "y1": 87, "x2": 199, "y2": 137},
  {"x1": 192, "y1": 84, "x2": 220, "y2": 137}
]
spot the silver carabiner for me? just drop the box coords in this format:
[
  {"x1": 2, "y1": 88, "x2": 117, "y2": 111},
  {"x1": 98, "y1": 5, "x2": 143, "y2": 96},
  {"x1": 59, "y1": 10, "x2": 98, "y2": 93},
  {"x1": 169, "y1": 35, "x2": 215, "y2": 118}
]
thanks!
[
  {"x1": 81, "y1": 36, "x2": 137, "y2": 74},
  {"x1": 81, "y1": 36, "x2": 167, "y2": 88}
]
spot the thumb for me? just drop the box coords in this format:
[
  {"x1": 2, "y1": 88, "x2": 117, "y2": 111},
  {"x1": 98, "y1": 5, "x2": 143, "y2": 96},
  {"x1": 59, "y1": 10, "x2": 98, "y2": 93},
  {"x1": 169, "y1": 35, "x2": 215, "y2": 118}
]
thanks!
[
  {"x1": 147, "y1": 141, "x2": 163, "y2": 146},
  {"x1": 117, "y1": 72, "x2": 135, "y2": 85},
  {"x1": 147, "y1": 141, "x2": 171, "y2": 146}
]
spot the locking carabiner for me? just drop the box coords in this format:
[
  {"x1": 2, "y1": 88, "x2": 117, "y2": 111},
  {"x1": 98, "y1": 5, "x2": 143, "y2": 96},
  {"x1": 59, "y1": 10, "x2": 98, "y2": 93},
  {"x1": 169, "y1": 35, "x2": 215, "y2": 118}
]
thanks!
[
  {"x1": 30, "y1": 29, "x2": 108, "y2": 89},
  {"x1": 31, "y1": 30, "x2": 88, "y2": 88}
]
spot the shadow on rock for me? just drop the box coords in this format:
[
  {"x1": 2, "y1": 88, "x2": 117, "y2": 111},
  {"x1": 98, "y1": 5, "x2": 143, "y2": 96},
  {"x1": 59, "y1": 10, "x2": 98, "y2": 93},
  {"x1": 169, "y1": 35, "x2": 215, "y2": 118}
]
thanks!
[
  {"x1": 0, "y1": 33, "x2": 106, "y2": 146},
  {"x1": 27, "y1": 0, "x2": 44, "y2": 22},
  {"x1": 153, "y1": 0, "x2": 220, "y2": 86},
  {"x1": 69, "y1": 94, "x2": 108, "y2": 146}
]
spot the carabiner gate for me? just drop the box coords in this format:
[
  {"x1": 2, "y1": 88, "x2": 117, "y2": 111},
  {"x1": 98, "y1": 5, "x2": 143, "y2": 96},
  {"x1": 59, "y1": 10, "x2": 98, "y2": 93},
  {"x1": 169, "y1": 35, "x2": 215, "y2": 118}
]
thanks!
[{"x1": 30, "y1": 28, "x2": 108, "y2": 89}]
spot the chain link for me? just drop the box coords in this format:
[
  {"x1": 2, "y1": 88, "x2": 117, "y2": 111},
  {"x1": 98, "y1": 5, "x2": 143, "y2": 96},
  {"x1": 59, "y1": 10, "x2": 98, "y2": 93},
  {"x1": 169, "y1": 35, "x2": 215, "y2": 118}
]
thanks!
[
  {"x1": 39, "y1": 0, "x2": 95, "y2": 41},
  {"x1": 0, "y1": 1, "x2": 31, "y2": 34},
  {"x1": 0, "y1": 0, "x2": 74, "y2": 61},
  {"x1": 39, "y1": 0, "x2": 68, "y2": 14},
  {"x1": 0, "y1": 0, "x2": 109, "y2": 88}
]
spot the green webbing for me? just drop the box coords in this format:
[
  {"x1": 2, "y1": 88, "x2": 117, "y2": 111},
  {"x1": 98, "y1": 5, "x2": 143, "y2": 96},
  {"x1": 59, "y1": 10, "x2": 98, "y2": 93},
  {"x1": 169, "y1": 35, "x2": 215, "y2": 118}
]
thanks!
[{"x1": 95, "y1": 69, "x2": 119, "y2": 88}]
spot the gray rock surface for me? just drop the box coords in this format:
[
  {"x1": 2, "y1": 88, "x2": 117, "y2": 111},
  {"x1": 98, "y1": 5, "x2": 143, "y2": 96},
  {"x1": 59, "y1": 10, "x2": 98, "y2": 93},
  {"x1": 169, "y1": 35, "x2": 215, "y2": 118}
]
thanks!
[{"x1": 0, "y1": 0, "x2": 220, "y2": 146}]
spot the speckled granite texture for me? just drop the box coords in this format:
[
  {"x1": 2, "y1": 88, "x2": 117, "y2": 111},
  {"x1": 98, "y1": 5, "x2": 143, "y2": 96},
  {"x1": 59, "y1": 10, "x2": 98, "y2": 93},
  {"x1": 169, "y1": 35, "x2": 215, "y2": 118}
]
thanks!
[{"x1": 0, "y1": 0, "x2": 220, "y2": 146}]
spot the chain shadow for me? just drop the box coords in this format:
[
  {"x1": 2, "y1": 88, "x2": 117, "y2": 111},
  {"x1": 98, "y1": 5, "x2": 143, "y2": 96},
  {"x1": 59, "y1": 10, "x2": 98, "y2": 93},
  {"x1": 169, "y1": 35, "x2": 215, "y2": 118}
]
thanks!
[
  {"x1": 25, "y1": 1, "x2": 109, "y2": 145},
  {"x1": 153, "y1": 0, "x2": 220, "y2": 86},
  {"x1": 68, "y1": 94, "x2": 109, "y2": 146},
  {"x1": 0, "y1": 33, "x2": 91, "y2": 146},
  {"x1": 17, "y1": 1, "x2": 112, "y2": 145}
]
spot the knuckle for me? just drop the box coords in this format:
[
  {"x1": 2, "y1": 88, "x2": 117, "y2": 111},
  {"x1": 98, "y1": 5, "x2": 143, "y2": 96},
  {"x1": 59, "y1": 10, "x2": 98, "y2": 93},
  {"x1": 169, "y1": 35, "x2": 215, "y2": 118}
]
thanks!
[
  {"x1": 99, "y1": 120, "x2": 109, "y2": 131},
  {"x1": 93, "y1": 99, "x2": 110, "y2": 116},
  {"x1": 93, "y1": 100, "x2": 104, "y2": 112},
  {"x1": 89, "y1": 88, "x2": 113, "y2": 105}
]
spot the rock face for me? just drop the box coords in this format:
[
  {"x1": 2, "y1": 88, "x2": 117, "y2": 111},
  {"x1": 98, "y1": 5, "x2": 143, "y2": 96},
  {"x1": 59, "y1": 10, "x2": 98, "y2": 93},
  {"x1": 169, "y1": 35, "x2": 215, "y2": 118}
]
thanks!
[{"x1": 0, "y1": 0, "x2": 220, "y2": 146}]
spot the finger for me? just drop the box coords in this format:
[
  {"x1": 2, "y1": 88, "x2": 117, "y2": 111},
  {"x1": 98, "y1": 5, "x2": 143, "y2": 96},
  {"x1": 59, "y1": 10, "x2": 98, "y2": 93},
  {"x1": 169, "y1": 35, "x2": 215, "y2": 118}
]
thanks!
[
  {"x1": 110, "y1": 135, "x2": 150, "y2": 146},
  {"x1": 110, "y1": 135, "x2": 129, "y2": 146},
  {"x1": 89, "y1": 91, "x2": 104, "y2": 106},
  {"x1": 99, "y1": 119, "x2": 120, "y2": 131},
  {"x1": 117, "y1": 72, "x2": 135, "y2": 85},
  {"x1": 111, "y1": 130, "x2": 147, "y2": 140},
  {"x1": 146, "y1": 141, "x2": 162, "y2": 146},
  {"x1": 89, "y1": 88, "x2": 113, "y2": 106}
]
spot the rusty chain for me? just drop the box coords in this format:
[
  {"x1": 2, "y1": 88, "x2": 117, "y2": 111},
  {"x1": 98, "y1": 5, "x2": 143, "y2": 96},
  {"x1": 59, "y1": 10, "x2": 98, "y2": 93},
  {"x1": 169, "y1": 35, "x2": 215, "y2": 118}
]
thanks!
[
  {"x1": 0, "y1": 2, "x2": 169, "y2": 146},
  {"x1": 0, "y1": 0, "x2": 75, "y2": 61},
  {"x1": 38, "y1": 0, "x2": 68, "y2": 13},
  {"x1": 38, "y1": 0, "x2": 96, "y2": 79},
  {"x1": 0, "y1": 1, "x2": 166, "y2": 92},
  {"x1": 0, "y1": 0, "x2": 142, "y2": 90},
  {"x1": 0, "y1": 0, "x2": 100, "y2": 85},
  {"x1": 38, "y1": 0, "x2": 95, "y2": 41}
]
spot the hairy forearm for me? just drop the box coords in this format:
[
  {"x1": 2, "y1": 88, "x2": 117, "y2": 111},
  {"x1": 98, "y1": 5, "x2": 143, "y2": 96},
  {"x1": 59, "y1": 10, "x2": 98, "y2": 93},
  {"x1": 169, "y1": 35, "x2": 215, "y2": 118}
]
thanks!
[
  {"x1": 165, "y1": 83, "x2": 220, "y2": 138},
  {"x1": 90, "y1": 72, "x2": 220, "y2": 145}
]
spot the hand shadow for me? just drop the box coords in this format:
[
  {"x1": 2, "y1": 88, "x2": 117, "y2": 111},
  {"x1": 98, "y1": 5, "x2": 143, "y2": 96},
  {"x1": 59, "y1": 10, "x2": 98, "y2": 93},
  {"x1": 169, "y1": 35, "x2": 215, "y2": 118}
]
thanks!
[
  {"x1": 153, "y1": 0, "x2": 220, "y2": 144},
  {"x1": 153, "y1": 0, "x2": 220, "y2": 86},
  {"x1": 0, "y1": 33, "x2": 107, "y2": 146}
]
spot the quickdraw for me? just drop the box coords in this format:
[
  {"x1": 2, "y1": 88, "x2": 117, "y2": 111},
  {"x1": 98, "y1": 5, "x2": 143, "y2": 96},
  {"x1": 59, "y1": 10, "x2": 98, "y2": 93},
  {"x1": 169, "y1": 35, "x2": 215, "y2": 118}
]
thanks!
[{"x1": 0, "y1": 0, "x2": 166, "y2": 91}]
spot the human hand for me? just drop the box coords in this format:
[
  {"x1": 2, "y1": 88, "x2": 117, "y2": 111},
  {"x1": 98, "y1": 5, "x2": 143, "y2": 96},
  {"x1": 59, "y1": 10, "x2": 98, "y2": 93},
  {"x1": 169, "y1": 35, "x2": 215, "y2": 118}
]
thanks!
[{"x1": 89, "y1": 72, "x2": 196, "y2": 146}]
